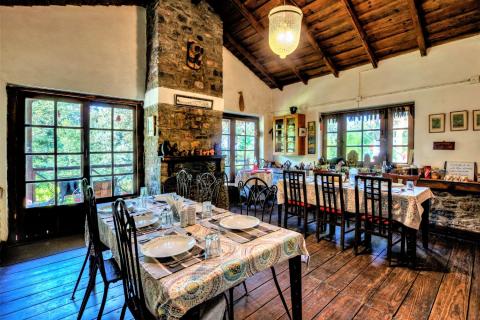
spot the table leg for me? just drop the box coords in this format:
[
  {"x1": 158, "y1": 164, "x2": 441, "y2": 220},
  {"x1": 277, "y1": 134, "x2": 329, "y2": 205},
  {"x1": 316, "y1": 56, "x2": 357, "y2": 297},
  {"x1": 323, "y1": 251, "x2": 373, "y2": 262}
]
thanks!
[
  {"x1": 289, "y1": 255, "x2": 302, "y2": 320},
  {"x1": 228, "y1": 287, "x2": 234, "y2": 320},
  {"x1": 278, "y1": 204, "x2": 283, "y2": 227},
  {"x1": 420, "y1": 199, "x2": 431, "y2": 250},
  {"x1": 406, "y1": 227, "x2": 417, "y2": 268}
]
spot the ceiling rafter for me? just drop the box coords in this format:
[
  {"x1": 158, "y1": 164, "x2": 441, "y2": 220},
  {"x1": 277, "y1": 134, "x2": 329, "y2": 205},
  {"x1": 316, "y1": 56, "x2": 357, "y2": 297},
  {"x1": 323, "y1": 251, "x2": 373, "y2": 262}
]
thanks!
[
  {"x1": 224, "y1": 32, "x2": 283, "y2": 90},
  {"x1": 340, "y1": 0, "x2": 378, "y2": 68},
  {"x1": 406, "y1": 0, "x2": 427, "y2": 56},
  {"x1": 289, "y1": 0, "x2": 339, "y2": 77},
  {"x1": 230, "y1": 0, "x2": 308, "y2": 85}
]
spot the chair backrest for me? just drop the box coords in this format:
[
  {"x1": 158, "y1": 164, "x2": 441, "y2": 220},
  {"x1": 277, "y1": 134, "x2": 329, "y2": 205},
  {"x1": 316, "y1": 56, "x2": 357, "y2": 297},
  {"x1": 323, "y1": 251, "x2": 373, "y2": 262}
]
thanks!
[
  {"x1": 355, "y1": 175, "x2": 393, "y2": 235},
  {"x1": 112, "y1": 199, "x2": 148, "y2": 318},
  {"x1": 238, "y1": 177, "x2": 278, "y2": 219},
  {"x1": 357, "y1": 172, "x2": 377, "y2": 177},
  {"x1": 283, "y1": 160, "x2": 292, "y2": 170},
  {"x1": 176, "y1": 169, "x2": 192, "y2": 198},
  {"x1": 283, "y1": 170, "x2": 308, "y2": 206},
  {"x1": 314, "y1": 172, "x2": 345, "y2": 214},
  {"x1": 382, "y1": 173, "x2": 419, "y2": 185},
  {"x1": 196, "y1": 172, "x2": 223, "y2": 204}
]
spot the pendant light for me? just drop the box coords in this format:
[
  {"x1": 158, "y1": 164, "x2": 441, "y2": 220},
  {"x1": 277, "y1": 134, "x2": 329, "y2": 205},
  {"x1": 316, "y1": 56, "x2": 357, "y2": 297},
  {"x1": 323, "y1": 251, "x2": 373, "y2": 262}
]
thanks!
[{"x1": 268, "y1": 2, "x2": 303, "y2": 59}]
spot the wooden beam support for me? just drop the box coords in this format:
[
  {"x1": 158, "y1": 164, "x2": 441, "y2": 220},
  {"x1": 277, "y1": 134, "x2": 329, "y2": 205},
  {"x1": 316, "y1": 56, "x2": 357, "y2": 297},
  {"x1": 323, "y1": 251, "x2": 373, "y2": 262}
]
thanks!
[
  {"x1": 340, "y1": 0, "x2": 378, "y2": 68},
  {"x1": 406, "y1": 0, "x2": 427, "y2": 56},
  {"x1": 224, "y1": 32, "x2": 283, "y2": 90},
  {"x1": 230, "y1": 0, "x2": 308, "y2": 85}
]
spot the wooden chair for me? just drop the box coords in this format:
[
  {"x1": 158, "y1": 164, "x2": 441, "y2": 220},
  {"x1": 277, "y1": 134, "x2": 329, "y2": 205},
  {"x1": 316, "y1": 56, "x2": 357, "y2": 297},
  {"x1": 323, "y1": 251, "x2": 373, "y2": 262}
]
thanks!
[
  {"x1": 238, "y1": 177, "x2": 278, "y2": 224},
  {"x1": 382, "y1": 173, "x2": 420, "y2": 185},
  {"x1": 77, "y1": 183, "x2": 122, "y2": 320},
  {"x1": 176, "y1": 169, "x2": 192, "y2": 198},
  {"x1": 314, "y1": 172, "x2": 355, "y2": 250},
  {"x1": 353, "y1": 176, "x2": 406, "y2": 266},
  {"x1": 283, "y1": 170, "x2": 316, "y2": 237}
]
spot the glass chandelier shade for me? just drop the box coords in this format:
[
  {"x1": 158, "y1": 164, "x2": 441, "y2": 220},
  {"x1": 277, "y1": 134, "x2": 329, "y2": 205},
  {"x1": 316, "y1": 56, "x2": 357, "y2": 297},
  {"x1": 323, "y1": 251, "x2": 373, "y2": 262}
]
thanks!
[{"x1": 268, "y1": 4, "x2": 303, "y2": 59}]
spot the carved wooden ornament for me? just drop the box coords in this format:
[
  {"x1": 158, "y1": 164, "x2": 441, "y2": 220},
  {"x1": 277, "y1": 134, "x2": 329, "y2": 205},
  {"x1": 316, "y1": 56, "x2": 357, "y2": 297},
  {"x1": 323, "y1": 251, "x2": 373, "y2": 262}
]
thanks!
[{"x1": 238, "y1": 91, "x2": 245, "y2": 112}]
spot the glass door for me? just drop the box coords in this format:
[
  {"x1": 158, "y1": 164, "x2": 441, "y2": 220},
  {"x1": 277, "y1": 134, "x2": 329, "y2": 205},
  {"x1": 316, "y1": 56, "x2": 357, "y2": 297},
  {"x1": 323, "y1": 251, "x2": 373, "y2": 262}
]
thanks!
[
  {"x1": 285, "y1": 116, "x2": 297, "y2": 154},
  {"x1": 274, "y1": 118, "x2": 285, "y2": 153}
]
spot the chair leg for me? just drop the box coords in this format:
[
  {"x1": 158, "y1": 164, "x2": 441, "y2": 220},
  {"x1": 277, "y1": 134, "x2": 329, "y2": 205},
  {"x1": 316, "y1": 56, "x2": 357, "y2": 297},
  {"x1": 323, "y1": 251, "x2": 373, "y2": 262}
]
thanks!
[
  {"x1": 97, "y1": 283, "x2": 110, "y2": 320},
  {"x1": 303, "y1": 208, "x2": 308, "y2": 238},
  {"x1": 353, "y1": 222, "x2": 360, "y2": 256},
  {"x1": 71, "y1": 242, "x2": 91, "y2": 300},
  {"x1": 387, "y1": 232, "x2": 393, "y2": 266},
  {"x1": 120, "y1": 302, "x2": 127, "y2": 320},
  {"x1": 271, "y1": 267, "x2": 292, "y2": 320},
  {"x1": 401, "y1": 227, "x2": 406, "y2": 257},
  {"x1": 340, "y1": 218, "x2": 345, "y2": 251},
  {"x1": 76, "y1": 266, "x2": 97, "y2": 320},
  {"x1": 242, "y1": 281, "x2": 249, "y2": 296},
  {"x1": 228, "y1": 287, "x2": 234, "y2": 320}
]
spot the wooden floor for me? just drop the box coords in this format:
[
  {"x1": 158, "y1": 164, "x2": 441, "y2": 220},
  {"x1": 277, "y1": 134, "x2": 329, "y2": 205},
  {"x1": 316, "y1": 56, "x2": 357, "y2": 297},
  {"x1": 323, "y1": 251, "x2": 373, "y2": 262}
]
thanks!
[{"x1": 0, "y1": 229, "x2": 479, "y2": 320}]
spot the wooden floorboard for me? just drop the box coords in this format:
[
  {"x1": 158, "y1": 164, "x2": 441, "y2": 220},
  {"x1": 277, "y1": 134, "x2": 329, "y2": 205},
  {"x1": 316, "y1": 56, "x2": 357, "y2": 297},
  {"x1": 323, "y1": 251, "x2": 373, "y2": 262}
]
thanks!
[{"x1": 0, "y1": 230, "x2": 477, "y2": 320}]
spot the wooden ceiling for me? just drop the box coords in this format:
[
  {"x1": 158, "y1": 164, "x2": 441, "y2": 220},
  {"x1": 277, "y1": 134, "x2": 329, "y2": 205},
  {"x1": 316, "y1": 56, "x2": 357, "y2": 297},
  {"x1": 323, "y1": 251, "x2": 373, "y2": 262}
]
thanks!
[{"x1": 213, "y1": 0, "x2": 480, "y2": 89}]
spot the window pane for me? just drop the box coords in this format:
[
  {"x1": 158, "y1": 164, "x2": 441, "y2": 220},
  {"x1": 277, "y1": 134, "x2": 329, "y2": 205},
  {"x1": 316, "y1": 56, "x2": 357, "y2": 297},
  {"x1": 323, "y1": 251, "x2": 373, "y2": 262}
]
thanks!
[
  {"x1": 222, "y1": 151, "x2": 230, "y2": 166},
  {"x1": 90, "y1": 130, "x2": 112, "y2": 152},
  {"x1": 393, "y1": 113, "x2": 408, "y2": 128},
  {"x1": 346, "y1": 147, "x2": 362, "y2": 160},
  {"x1": 57, "y1": 128, "x2": 82, "y2": 153},
  {"x1": 327, "y1": 119, "x2": 337, "y2": 132},
  {"x1": 92, "y1": 176, "x2": 112, "y2": 198},
  {"x1": 326, "y1": 147, "x2": 337, "y2": 160},
  {"x1": 57, "y1": 180, "x2": 83, "y2": 206},
  {"x1": 221, "y1": 135, "x2": 230, "y2": 150},
  {"x1": 90, "y1": 105, "x2": 112, "y2": 129},
  {"x1": 363, "y1": 115, "x2": 380, "y2": 130},
  {"x1": 26, "y1": 182, "x2": 55, "y2": 208},
  {"x1": 393, "y1": 129, "x2": 408, "y2": 145},
  {"x1": 222, "y1": 119, "x2": 230, "y2": 134},
  {"x1": 245, "y1": 122, "x2": 255, "y2": 135},
  {"x1": 363, "y1": 131, "x2": 380, "y2": 146},
  {"x1": 362, "y1": 146, "x2": 380, "y2": 160},
  {"x1": 114, "y1": 108, "x2": 134, "y2": 130},
  {"x1": 90, "y1": 153, "x2": 112, "y2": 176},
  {"x1": 114, "y1": 175, "x2": 134, "y2": 196},
  {"x1": 25, "y1": 127, "x2": 55, "y2": 154},
  {"x1": 57, "y1": 102, "x2": 81, "y2": 127},
  {"x1": 235, "y1": 151, "x2": 246, "y2": 166},
  {"x1": 346, "y1": 132, "x2": 362, "y2": 146},
  {"x1": 26, "y1": 99, "x2": 54, "y2": 126},
  {"x1": 245, "y1": 136, "x2": 255, "y2": 150},
  {"x1": 114, "y1": 153, "x2": 133, "y2": 174},
  {"x1": 235, "y1": 136, "x2": 246, "y2": 150},
  {"x1": 114, "y1": 131, "x2": 133, "y2": 152},
  {"x1": 327, "y1": 132, "x2": 337, "y2": 146},
  {"x1": 347, "y1": 117, "x2": 362, "y2": 130},
  {"x1": 393, "y1": 147, "x2": 408, "y2": 163},
  {"x1": 26, "y1": 155, "x2": 55, "y2": 181},
  {"x1": 235, "y1": 121, "x2": 246, "y2": 135},
  {"x1": 57, "y1": 155, "x2": 82, "y2": 179},
  {"x1": 245, "y1": 151, "x2": 255, "y2": 166}
]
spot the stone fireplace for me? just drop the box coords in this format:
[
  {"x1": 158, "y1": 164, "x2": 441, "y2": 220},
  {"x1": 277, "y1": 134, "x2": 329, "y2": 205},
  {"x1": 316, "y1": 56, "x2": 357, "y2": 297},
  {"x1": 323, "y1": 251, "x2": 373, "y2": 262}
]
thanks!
[{"x1": 143, "y1": 0, "x2": 224, "y2": 193}]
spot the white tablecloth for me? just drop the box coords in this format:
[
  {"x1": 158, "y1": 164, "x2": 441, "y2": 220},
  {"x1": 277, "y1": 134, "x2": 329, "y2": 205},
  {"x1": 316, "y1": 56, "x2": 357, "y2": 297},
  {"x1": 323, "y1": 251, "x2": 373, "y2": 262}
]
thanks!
[
  {"x1": 235, "y1": 169, "x2": 273, "y2": 186},
  {"x1": 276, "y1": 178, "x2": 434, "y2": 230}
]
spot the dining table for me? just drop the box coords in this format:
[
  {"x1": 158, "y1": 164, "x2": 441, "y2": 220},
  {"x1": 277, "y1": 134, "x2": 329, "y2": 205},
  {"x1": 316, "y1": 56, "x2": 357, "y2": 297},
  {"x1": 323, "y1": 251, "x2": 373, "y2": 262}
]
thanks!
[
  {"x1": 276, "y1": 177, "x2": 434, "y2": 266},
  {"x1": 95, "y1": 197, "x2": 309, "y2": 320},
  {"x1": 234, "y1": 168, "x2": 274, "y2": 186}
]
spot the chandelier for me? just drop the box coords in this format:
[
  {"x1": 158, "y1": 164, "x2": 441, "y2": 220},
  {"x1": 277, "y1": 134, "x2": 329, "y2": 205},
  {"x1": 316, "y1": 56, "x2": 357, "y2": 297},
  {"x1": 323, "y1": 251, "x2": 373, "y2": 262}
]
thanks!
[{"x1": 268, "y1": 3, "x2": 303, "y2": 59}]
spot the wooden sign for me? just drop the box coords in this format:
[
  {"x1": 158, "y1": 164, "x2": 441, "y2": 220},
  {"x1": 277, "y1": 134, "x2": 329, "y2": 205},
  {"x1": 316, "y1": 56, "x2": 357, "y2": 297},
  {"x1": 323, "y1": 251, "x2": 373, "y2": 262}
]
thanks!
[
  {"x1": 433, "y1": 141, "x2": 455, "y2": 150},
  {"x1": 445, "y1": 161, "x2": 476, "y2": 180},
  {"x1": 174, "y1": 94, "x2": 213, "y2": 109}
]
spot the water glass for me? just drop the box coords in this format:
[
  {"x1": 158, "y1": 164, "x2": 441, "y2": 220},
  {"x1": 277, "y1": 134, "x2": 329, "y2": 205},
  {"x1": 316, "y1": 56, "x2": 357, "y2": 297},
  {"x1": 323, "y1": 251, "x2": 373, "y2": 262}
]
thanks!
[
  {"x1": 202, "y1": 201, "x2": 213, "y2": 219},
  {"x1": 159, "y1": 208, "x2": 173, "y2": 228},
  {"x1": 205, "y1": 232, "x2": 221, "y2": 259},
  {"x1": 140, "y1": 187, "x2": 148, "y2": 209},
  {"x1": 406, "y1": 181, "x2": 415, "y2": 191}
]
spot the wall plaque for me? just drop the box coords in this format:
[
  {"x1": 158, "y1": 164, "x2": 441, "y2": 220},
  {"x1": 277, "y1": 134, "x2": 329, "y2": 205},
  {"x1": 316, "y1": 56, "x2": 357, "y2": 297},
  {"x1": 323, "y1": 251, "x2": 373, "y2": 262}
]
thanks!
[
  {"x1": 433, "y1": 141, "x2": 455, "y2": 150},
  {"x1": 174, "y1": 94, "x2": 213, "y2": 109}
]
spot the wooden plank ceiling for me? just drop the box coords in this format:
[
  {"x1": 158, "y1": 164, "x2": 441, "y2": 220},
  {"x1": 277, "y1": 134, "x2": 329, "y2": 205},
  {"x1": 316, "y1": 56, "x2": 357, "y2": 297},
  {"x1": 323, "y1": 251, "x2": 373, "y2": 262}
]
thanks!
[{"x1": 213, "y1": 0, "x2": 480, "y2": 89}]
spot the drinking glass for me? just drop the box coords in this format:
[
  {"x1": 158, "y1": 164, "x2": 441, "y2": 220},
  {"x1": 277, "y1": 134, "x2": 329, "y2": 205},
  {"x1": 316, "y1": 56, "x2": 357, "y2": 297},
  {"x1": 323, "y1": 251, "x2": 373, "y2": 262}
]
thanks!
[
  {"x1": 159, "y1": 208, "x2": 173, "y2": 228},
  {"x1": 140, "y1": 187, "x2": 148, "y2": 209},
  {"x1": 406, "y1": 181, "x2": 415, "y2": 191},
  {"x1": 202, "y1": 201, "x2": 213, "y2": 219},
  {"x1": 205, "y1": 232, "x2": 221, "y2": 259}
]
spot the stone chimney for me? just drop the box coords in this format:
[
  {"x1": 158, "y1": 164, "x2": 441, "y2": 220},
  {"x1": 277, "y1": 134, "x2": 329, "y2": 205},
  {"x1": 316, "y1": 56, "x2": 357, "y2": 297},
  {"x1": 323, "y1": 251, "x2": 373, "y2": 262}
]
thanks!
[{"x1": 144, "y1": 0, "x2": 224, "y2": 192}]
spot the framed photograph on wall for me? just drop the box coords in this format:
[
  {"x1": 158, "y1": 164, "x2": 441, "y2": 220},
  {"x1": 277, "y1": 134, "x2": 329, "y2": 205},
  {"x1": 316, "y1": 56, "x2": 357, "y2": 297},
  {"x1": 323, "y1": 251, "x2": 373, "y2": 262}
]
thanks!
[
  {"x1": 429, "y1": 113, "x2": 445, "y2": 133},
  {"x1": 307, "y1": 121, "x2": 316, "y2": 154},
  {"x1": 473, "y1": 110, "x2": 480, "y2": 131},
  {"x1": 450, "y1": 110, "x2": 468, "y2": 131}
]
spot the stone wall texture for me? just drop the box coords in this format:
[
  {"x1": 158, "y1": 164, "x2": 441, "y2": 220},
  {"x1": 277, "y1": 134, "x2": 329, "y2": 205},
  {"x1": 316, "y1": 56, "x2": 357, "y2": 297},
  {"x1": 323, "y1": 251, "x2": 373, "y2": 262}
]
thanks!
[{"x1": 430, "y1": 191, "x2": 480, "y2": 233}]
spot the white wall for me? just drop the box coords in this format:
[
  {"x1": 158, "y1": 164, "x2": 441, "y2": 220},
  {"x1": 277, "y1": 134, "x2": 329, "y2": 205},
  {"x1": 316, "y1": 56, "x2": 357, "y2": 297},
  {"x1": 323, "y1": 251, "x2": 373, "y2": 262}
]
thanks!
[
  {"x1": 272, "y1": 35, "x2": 480, "y2": 168},
  {"x1": 222, "y1": 47, "x2": 274, "y2": 161},
  {"x1": 0, "y1": 6, "x2": 147, "y2": 241}
]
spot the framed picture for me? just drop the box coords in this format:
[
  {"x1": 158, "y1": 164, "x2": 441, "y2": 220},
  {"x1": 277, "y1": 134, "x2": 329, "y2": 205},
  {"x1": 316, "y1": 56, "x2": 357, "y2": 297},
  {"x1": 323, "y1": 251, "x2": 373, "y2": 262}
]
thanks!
[
  {"x1": 307, "y1": 121, "x2": 316, "y2": 154},
  {"x1": 473, "y1": 110, "x2": 480, "y2": 131},
  {"x1": 429, "y1": 113, "x2": 445, "y2": 133},
  {"x1": 450, "y1": 110, "x2": 468, "y2": 131}
]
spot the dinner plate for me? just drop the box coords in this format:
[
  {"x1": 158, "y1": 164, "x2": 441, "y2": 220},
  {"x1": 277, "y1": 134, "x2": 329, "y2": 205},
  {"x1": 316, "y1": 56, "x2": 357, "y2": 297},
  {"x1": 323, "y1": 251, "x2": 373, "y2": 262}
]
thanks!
[
  {"x1": 141, "y1": 235, "x2": 196, "y2": 258},
  {"x1": 134, "y1": 212, "x2": 158, "y2": 229},
  {"x1": 219, "y1": 215, "x2": 260, "y2": 230}
]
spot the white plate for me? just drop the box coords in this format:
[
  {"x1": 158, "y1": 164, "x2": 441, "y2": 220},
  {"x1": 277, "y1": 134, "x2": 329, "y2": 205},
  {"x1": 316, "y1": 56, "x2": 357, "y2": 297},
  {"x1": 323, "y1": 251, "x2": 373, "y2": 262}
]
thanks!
[
  {"x1": 134, "y1": 212, "x2": 158, "y2": 229},
  {"x1": 141, "y1": 235, "x2": 196, "y2": 258},
  {"x1": 219, "y1": 215, "x2": 260, "y2": 230}
]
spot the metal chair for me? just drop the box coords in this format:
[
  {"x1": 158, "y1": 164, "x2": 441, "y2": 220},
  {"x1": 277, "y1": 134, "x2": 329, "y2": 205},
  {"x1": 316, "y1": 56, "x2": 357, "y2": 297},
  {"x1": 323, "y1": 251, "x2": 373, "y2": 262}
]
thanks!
[
  {"x1": 77, "y1": 183, "x2": 122, "y2": 320},
  {"x1": 196, "y1": 172, "x2": 223, "y2": 205},
  {"x1": 176, "y1": 169, "x2": 192, "y2": 198},
  {"x1": 353, "y1": 176, "x2": 406, "y2": 266},
  {"x1": 238, "y1": 177, "x2": 277, "y2": 224},
  {"x1": 283, "y1": 170, "x2": 316, "y2": 238}
]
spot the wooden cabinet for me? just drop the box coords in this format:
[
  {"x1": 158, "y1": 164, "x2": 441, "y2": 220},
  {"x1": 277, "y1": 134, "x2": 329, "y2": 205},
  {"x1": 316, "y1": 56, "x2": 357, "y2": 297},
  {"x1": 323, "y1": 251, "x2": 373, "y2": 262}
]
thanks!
[{"x1": 273, "y1": 114, "x2": 306, "y2": 155}]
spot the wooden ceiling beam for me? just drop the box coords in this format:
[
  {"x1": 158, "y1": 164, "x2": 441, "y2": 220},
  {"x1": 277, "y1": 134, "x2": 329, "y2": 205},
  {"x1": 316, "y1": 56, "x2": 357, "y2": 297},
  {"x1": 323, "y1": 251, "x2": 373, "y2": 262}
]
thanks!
[
  {"x1": 406, "y1": 0, "x2": 427, "y2": 56},
  {"x1": 230, "y1": 0, "x2": 308, "y2": 85},
  {"x1": 224, "y1": 32, "x2": 283, "y2": 90},
  {"x1": 340, "y1": 0, "x2": 378, "y2": 68}
]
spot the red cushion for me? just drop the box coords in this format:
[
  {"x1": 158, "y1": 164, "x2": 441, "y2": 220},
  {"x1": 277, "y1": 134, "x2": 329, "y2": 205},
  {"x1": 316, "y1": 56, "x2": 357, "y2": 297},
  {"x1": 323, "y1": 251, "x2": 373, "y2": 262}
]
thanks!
[
  {"x1": 318, "y1": 207, "x2": 342, "y2": 215},
  {"x1": 361, "y1": 215, "x2": 390, "y2": 225},
  {"x1": 288, "y1": 200, "x2": 314, "y2": 208}
]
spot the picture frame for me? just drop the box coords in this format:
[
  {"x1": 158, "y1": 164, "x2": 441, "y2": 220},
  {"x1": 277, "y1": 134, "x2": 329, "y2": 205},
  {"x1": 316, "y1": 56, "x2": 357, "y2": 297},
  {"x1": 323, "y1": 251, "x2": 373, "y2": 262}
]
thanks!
[
  {"x1": 450, "y1": 110, "x2": 468, "y2": 131},
  {"x1": 307, "y1": 121, "x2": 316, "y2": 154},
  {"x1": 473, "y1": 110, "x2": 480, "y2": 131},
  {"x1": 429, "y1": 113, "x2": 445, "y2": 133}
]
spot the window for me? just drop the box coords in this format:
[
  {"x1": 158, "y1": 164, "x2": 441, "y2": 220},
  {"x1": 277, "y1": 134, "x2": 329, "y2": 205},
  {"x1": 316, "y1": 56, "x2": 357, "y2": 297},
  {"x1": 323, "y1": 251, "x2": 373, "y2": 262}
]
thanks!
[
  {"x1": 322, "y1": 105, "x2": 414, "y2": 164},
  {"x1": 221, "y1": 115, "x2": 259, "y2": 181}
]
